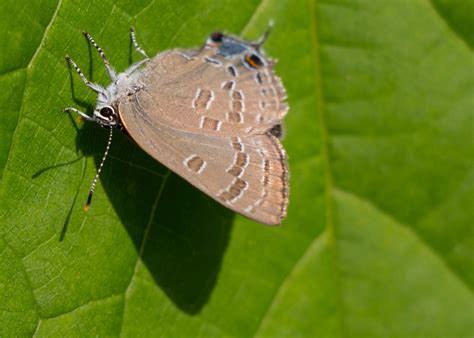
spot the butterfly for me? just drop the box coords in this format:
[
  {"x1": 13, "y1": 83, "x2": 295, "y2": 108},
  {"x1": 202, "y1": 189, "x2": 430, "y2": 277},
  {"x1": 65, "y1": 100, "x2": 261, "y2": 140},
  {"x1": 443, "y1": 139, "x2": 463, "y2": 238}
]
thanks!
[{"x1": 64, "y1": 26, "x2": 289, "y2": 225}]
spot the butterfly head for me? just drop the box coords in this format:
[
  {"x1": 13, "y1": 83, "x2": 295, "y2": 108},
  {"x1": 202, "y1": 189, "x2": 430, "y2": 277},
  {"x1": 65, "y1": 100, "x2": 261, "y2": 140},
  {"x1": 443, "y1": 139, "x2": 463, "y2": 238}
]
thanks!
[{"x1": 94, "y1": 104, "x2": 120, "y2": 128}]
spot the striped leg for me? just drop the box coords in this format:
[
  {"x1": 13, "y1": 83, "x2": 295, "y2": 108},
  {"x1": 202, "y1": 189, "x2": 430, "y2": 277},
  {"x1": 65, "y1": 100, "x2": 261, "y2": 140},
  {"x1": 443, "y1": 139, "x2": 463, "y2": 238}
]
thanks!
[
  {"x1": 65, "y1": 55, "x2": 104, "y2": 93},
  {"x1": 63, "y1": 107, "x2": 95, "y2": 121}
]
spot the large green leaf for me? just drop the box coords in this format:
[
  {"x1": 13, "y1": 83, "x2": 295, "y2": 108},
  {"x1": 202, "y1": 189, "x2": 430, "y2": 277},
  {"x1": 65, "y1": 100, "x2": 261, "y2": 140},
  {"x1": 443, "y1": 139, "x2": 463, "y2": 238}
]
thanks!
[{"x1": 1, "y1": 0, "x2": 473, "y2": 337}]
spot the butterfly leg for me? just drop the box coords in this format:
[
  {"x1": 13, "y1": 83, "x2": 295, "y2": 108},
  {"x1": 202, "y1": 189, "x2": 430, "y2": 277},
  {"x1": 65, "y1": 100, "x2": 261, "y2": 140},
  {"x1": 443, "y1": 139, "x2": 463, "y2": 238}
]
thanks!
[
  {"x1": 65, "y1": 55, "x2": 105, "y2": 93},
  {"x1": 82, "y1": 31, "x2": 117, "y2": 82},
  {"x1": 63, "y1": 107, "x2": 95, "y2": 121},
  {"x1": 130, "y1": 27, "x2": 149, "y2": 59}
]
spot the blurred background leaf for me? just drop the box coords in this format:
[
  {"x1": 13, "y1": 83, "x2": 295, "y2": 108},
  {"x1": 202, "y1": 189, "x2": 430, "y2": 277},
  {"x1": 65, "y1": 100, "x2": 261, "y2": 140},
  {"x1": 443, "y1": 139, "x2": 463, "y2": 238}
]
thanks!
[{"x1": 0, "y1": 0, "x2": 473, "y2": 337}]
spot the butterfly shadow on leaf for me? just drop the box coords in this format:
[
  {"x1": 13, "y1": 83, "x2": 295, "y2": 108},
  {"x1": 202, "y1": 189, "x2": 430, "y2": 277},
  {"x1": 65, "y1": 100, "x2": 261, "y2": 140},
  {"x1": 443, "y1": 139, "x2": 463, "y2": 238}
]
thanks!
[{"x1": 76, "y1": 121, "x2": 235, "y2": 315}]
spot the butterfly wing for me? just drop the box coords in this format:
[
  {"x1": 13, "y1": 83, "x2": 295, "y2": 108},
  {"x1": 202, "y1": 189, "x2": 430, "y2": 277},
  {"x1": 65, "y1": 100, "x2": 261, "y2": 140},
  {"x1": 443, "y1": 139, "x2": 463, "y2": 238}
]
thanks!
[
  {"x1": 118, "y1": 94, "x2": 289, "y2": 225},
  {"x1": 135, "y1": 48, "x2": 288, "y2": 137}
]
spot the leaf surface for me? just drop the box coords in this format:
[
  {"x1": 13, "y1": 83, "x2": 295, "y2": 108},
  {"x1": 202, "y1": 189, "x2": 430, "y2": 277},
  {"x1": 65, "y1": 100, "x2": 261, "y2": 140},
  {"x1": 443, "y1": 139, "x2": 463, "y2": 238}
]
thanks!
[{"x1": 0, "y1": 0, "x2": 473, "y2": 337}]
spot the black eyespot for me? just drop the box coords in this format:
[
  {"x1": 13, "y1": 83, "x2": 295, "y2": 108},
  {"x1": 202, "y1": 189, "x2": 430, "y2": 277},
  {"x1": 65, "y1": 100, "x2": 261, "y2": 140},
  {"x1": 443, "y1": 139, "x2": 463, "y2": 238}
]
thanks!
[
  {"x1": 268, "y1": 124, "x2": 284, "y2": 139},
  {"x1": 244, "y1": 53, "x2": 265, "y2": 68},
  {"x1": 210, "y1": 32, "x2": 223, "y2": 43},
  {"x1": 100, "y1": 106, "x2": 113, "y2": 118}
]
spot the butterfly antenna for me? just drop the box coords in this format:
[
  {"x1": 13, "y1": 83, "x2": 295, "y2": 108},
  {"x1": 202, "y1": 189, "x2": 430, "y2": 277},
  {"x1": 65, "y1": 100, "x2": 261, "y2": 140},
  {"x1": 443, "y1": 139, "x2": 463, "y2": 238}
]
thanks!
[
  {"x1": 84, "y1": 127, "x2": 113, "y2": 212},
  {"x1": 82, "y1": 31, "x2": 117, "y2": 81}
]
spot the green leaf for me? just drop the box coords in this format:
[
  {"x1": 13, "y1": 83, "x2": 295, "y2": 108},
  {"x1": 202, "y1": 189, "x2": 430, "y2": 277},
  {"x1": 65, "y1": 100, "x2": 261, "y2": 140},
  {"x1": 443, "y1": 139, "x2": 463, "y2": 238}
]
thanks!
[{"x1": 1, "y1": 0, "x2": 473, "y2": 337}]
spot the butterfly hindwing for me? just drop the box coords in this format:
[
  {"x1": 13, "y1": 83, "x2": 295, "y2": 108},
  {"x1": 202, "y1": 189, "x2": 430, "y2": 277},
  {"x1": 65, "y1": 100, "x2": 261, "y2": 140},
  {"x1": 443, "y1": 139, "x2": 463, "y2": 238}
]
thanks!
[{"x1": 118, "y1": 96, "x2": 289, "y2": 225}]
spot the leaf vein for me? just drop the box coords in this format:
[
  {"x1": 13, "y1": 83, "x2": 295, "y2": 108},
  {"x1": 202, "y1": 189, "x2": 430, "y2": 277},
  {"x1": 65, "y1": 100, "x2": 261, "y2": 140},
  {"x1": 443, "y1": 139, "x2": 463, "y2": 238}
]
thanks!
[
  {"x1": 333, "y1": 187, "x2": 474, "y2": 294},
  {"x1": 118, "y1": 170, "x2": 170, "y2": 337},
  {"x1": 0, "y1": 0, "x2": 63, "y2": 180},
  {"x1": 307, "y1": 0, "x2": 346, "y2": 336},
  {"x1": 426, "y1": 0, "x2": 474, "y2": 51},
  {"x1": 253, "y1": 232, "x2": 327, "y2": 336}
]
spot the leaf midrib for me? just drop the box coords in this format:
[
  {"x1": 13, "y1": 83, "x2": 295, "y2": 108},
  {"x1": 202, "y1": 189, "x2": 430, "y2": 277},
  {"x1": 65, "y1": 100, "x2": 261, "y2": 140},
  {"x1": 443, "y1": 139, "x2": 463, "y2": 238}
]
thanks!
[
  {"x1": 307, "y1": 0, "x2": 347, "y2": 335},
  {"x1": 119, "y1": 171, "x2": 170, "y2": 337},
  {"x1": 252, "y1": 0, "x2": 345, "y2": 336},
  {"x1": 0, "y1": 0, "x2": 63, "y2": 182}
]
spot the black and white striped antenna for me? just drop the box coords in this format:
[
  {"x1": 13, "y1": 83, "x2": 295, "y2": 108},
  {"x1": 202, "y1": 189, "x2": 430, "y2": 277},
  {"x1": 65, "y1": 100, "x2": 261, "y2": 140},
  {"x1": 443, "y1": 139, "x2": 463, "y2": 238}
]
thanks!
[{"x1": 84, "y1": 127, "x2": 113, "y2": 211}]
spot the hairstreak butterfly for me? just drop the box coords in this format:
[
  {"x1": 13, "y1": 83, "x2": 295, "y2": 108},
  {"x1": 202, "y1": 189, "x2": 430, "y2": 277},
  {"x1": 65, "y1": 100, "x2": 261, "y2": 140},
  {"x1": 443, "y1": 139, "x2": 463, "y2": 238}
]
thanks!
[{"x1": 64, "y1": 26, "x2": 289, "y2": 225}]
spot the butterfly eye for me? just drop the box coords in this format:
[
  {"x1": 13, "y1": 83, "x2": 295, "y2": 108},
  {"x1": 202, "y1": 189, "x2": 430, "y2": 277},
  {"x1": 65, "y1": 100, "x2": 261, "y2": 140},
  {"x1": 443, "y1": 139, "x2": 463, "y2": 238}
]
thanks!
[
  {"x1": 244, "y1": 53, "x2": 264, "y2": 68},
  {"x1": 99, "y1": 106, "x2": 114, "y2": 118},
  {"x1": 210, "y1": 32, "x2": 223, "y2": 43}
]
